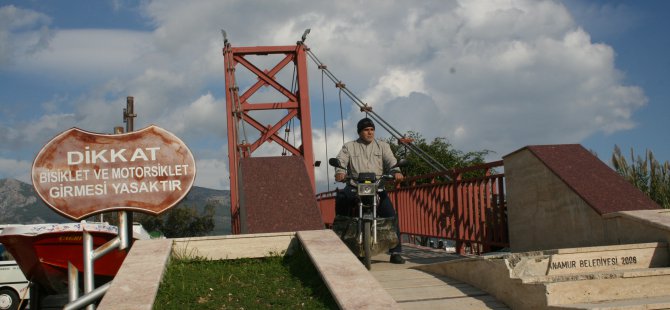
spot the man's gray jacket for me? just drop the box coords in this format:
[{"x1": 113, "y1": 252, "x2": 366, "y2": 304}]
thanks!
[{"x1": 335, "y1": 138, "x2": 401, "y2": 181}]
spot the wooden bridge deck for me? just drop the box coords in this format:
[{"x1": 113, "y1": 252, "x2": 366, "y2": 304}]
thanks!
[{"x1": 370, "y1": 244, "x2": 510, "y2": 310}]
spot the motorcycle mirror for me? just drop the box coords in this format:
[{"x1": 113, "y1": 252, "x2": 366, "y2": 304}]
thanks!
[
  {"x1": 395, "y1": 158, "x2": 409, "y2": 168},
  {"x1": 328, "y1": 158, "x2": 343, "y2": 169}
]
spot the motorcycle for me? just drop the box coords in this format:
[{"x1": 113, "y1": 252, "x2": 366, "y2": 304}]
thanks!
[{"x1": 329, "y1": 157, "x2": 408, "y2": 270}]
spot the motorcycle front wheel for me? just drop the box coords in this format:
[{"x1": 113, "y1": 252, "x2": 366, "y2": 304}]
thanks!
[{"x1": 363, "y1": 221, "x2": 371, "y2": 270}]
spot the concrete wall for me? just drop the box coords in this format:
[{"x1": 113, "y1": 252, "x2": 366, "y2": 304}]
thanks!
[
  {"x1": 504, "y1": 149, "x2": 609, "y2": 252},
  {"x1": 172, "y1": 231, "x2": 298, "y2": 260},
  {"x1": 604, "y1": 210, "x2": 670, "y2": 245}
]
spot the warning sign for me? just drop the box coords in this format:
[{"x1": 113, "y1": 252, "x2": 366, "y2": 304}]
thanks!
[{"x1": 32, "y1": 125, "x2": 196, "y2": 220}]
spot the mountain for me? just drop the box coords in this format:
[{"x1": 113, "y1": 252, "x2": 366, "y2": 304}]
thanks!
[
  {"x1": 177, "y1": 185, "x2": 232, "y2": 235},
  {"x1": 0, "y1": 178, "x2": 70, "y2": 224},
  {"x1": 0, "y1": 178, "x2": 232, "y2": 235}
]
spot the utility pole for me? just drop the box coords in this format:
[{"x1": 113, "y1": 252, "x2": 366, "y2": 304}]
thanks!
[{"x1": 123, "y1": 96, "x2": 136, "y2": 248}]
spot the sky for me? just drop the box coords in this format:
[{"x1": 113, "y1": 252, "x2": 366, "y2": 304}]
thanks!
[{"x1": 0, "y1": 0, "x2": 668, "y2": 192}]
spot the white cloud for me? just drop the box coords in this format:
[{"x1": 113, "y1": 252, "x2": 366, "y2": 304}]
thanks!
[
  {"x1": 0, "y1": 5, "x2": 51, "y2": 29},
  {"x1": 0, "y1": 0, "x2": 650, "y2": 191},
  {"x1": 0, "y1": 5, "x2": 52, "y2": 66},
  {"x1": 195, "y1": 158, "x2": 229, "y2": 190},
  {"x1": 14, "y1": 29, "x2": 153, "y2": 81},
  {"x1": 312, "y1": 126, "x2": 357, "y2": 193},
  {"x1": 347, "y1": 0, "x2": 647, "y2": 160},
  {"x1": 0, "y1": 157, "x2": 32, "y2": 183},
  {"x1": 161, "y1": 92, "x2": 226, "y2": 138},
  {"x1": 0, "y1": 113, "x2": 76, "y2": 152},
  {"x1": 363, "y1": 69, "x2": 426, "y2": 107}
]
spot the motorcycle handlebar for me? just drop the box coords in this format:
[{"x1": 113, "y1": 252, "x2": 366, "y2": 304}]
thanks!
[
  {"x1": 336, "y1": 173, "x2": 398, "y2": 183},
  {"x1": 381, "y1": 174, "x2": 396, "y2": 180}
]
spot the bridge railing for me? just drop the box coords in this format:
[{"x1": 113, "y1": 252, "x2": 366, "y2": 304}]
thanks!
[{"x1": 316, "y1": 160, "x2": 508, "y2": 255}]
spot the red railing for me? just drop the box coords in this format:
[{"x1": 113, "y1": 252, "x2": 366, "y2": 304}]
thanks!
[{"x1": 316, "y1": 160, "x2": 508, "y2": 255}]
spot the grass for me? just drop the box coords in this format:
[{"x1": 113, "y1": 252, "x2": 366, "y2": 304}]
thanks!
[{"x1": 154, "y1": 247, "x2": 338, "y2": 309}]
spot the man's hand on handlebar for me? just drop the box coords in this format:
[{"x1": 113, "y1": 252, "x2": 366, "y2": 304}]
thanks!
[
  {"x1": 335, "y1": 172, "x2": 347, "y2": 182},
  {"x1": 335, "y1": 172, "x2": 403, "y2": 182}
]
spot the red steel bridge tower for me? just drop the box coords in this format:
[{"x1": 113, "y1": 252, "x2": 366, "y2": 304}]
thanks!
[{"x1": 224, "y1": 40, "x2": 316, "y2": 234}]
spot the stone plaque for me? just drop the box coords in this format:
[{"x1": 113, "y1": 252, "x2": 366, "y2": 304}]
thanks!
[
  {"x1": 32, "y1": 125, "x2": 196, "y2": 220},
  {"x1": 546, "y1": 247, "x2": 657, "y2": 275},
  {"x1": 509, "y1": 242, "x2": 668, "y2": 278}
]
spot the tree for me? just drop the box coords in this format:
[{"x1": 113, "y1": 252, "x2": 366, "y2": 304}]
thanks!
[
  {"x1": 611, "y1": 145, "x2": 670, "y2": 208},
  {"x1": 136, "y1": 204, "x2": 216, "y2": 238},
  {"x1": 387, "y1": 131, "x2": 491, "y2": 180}
]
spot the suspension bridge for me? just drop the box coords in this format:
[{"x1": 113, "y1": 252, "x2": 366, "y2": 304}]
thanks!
[
  {"x1": 93, "y1": 33, "x2": 670, "y2": 309},
  {"x1": 222, "y1": 31, "x2": 505, "y2": 253},
  {"x1": 212, "y1": 32, "x2": 670, "y2": 309}
]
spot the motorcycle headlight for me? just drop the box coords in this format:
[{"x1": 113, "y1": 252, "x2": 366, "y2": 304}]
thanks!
[{"x1": 357, "y1": 184, "x2": 375, "y2": 196}]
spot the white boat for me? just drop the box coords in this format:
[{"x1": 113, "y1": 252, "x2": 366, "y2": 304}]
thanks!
[{"x1": 1, "y1": 225, "x2": 30, "y2": 310}]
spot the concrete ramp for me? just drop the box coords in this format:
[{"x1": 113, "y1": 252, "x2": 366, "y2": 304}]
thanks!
[
  {"x1": 297, "y1": 231, "x2": 509, "y2": 309},
  {"x1": 297, "y1": 230, "x2": 400, "y2": 309},
  {"x1": 416, "y1": 242, "x2": 670, "y2": 309},
  {"x1": 238, "y1": 156, "x2": 324, "y2": 233}
]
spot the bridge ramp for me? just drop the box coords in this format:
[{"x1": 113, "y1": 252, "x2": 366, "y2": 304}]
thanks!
[
  {"x1": 370, "y1": 246, "x2": 510, "y2": 309},
  {"x1": 296, "y1": 230, "x2": 509, "y2": 309}
]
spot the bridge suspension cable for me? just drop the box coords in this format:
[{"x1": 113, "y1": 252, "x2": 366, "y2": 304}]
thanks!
[
  {"x1": 305, "y1": 47, "x2": 450, "y2": 173},
  {"x1": 222, "y1": 31, "x2": 251, "y2": 158}
]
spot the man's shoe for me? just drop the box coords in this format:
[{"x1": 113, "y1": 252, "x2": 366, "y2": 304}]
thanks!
[{"x1": 390, "y1": 253, "x2": 405, "y2": 264}]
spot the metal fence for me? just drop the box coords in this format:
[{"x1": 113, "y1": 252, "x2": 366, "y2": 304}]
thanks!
[{"x1": 316, "y1": 160, "x2": 508, "y2": 255}]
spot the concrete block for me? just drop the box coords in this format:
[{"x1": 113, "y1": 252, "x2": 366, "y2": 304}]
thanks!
[
  {"x1": 507, "y1": 242, "x2": 668, "y2": 278},
  {"x1": 416, "y1": 256, "x2": 548, "y2": 310},
  {"x1": 171, "y1": 232, "x2": 297, "y2": 260},
  {"x1": 544, "y1": 270, "x2": 670, "y2": 305},
  {"x1": 549, "y1": 295, "x2": 670, "y2": 309},
  {"x1": 238, "y1": 156, "x2": 324, "y2": 234},
  {"x1": 503, "y1": 145, "x2": 661, "y2": 252},
  {"x1": 416, "y1": 242, "x2": 670, "y2": 310}
]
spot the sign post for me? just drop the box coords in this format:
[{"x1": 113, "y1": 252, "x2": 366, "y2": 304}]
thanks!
[{"x1": 123, "y1": 96, "x2": 136, "y2": 247}]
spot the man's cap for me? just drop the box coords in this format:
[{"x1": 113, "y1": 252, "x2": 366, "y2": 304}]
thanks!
[{"x1": 357, "y1": 117, "x2": 375, "y2": 133}]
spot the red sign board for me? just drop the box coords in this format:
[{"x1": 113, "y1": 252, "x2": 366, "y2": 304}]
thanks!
[{"x1": 32, "y1": 125, "x2": 196, "y2": 220}]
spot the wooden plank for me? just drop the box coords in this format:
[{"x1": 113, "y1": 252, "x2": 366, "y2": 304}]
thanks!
[
  {"x1": 372, "y1": 270, "x2": 465, "y2": 288},
  {"x1": 385, "y1": 284, "x2": 488, "y2": 302},
  {"x1": 378, "y1": 277, "x2": 469, "y2": 290},
  {"x1": 399, "y1": 295, "x2": 510, "y2": 310},
  {"x1": 371, "y1": 268, "x2": 443, "y2": 281}
]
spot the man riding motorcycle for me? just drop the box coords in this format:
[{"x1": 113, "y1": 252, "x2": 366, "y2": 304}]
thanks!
[{"x1": 334, "y1": 117, "x2": 406, "y2": 264}]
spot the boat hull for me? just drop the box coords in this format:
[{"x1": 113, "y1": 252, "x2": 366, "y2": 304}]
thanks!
[{"x1": 0, "y1": 223, "x2": 135, "y2": 294}]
